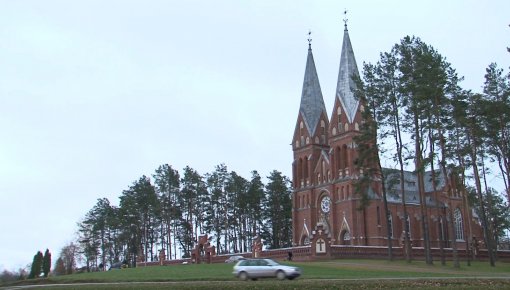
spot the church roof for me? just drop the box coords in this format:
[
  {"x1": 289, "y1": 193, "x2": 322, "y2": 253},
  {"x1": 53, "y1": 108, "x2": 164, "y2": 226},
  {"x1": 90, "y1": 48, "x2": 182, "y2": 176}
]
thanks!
[
  {"x1": 383, "y1": 168, "x2": 447, "y2": 207},
  {"x1": 335, "y1": 25, "x2": 360, "y2": 124},
  {"x1": 299, "y1": 45, "x2": 327, "y2": 137}
]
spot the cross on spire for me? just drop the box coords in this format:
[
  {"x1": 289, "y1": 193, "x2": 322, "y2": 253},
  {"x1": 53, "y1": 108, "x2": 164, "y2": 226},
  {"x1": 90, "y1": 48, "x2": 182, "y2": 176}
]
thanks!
[
  {"x1": 343, "y1": 9, "x2": 348, "y2": 31},
  {"x1": 307, "y1": 30, "x2": 312, "y2": 49}
]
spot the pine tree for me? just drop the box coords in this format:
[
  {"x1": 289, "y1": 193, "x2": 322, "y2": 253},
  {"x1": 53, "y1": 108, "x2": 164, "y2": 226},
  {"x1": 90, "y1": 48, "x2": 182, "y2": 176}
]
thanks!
[
  {"x1": 42, "y1": 249, "x2": 51, "y2": 277},
  {"x1": 482, "y1": 63, "x2": 510, "y2": 204},
  {"x1": 54, "y1": 257, "x2": 66, "y2": 276},
  {"x1": 262, "y1": 170, "x2": 292, "y2": 249},
  {"x1": 28, "y1": 251, "x2": 43, "y2": 279},
  {"x1": 153, "y1": 164, "x2": 181, "y2": 260},
  {"x1": 119, "y1": 176, "x2": 159, "y2": 263}
]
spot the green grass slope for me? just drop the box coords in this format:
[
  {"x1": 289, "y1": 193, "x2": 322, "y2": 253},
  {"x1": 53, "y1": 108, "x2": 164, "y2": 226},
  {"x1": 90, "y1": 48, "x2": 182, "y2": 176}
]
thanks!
[{"x1": 3, "y1": 259, "x2": 510, "y2": 289}]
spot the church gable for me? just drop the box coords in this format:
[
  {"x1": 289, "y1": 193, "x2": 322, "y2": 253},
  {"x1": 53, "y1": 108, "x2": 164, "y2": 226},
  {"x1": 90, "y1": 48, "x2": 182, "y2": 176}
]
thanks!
[
  {"x1": 313, "y1": 112, "x2": 329, "y2": 145},
  {"x1": 312, "y1": 150, "x2": 331, "y2": 185},
  {"x1": 292, "y1": 114, "x2": 311, "y2": 149},
  {"x1": 293, "y1": 106, "x2": 330, "y2": 149},
  {"x1": 329, "y1": 97, "x2": 364, "y2": 138}
]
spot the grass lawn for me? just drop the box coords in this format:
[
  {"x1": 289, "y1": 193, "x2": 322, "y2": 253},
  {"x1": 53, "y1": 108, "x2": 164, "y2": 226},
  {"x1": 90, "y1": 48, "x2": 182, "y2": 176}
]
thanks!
[{"x1": 3, "y1": 259, "x2": 510, "y2": 289}]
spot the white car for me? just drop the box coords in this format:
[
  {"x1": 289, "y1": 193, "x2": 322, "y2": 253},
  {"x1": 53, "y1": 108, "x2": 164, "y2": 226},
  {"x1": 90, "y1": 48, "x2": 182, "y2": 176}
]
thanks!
[{"x1": 232, "y1": 258, "x2": 301, "y2": 280}]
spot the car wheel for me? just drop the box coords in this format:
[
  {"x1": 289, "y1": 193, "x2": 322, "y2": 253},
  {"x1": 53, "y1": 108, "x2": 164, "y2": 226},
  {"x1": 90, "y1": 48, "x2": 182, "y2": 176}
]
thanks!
[
  {"x1": 239, "y1": 271, "x2": 248, "y2": 281},
  {"x1": 276, "y1": 270, "x2": 286, "y2": 280}
]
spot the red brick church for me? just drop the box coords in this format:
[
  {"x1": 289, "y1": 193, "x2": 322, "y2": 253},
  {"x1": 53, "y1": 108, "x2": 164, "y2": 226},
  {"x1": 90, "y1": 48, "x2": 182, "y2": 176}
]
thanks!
[{"x1": 291, "y1": 24, "x2": 483, "y2": 250}]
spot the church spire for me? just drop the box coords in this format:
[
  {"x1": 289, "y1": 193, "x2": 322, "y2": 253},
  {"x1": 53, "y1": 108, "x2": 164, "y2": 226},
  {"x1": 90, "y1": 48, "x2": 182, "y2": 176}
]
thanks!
[
  {"x1": 299, "y1": 32, "x2": 327, "y2": 137},
  {"x1": 335, "y1": 14, "x2": 360, "y2": 124}
]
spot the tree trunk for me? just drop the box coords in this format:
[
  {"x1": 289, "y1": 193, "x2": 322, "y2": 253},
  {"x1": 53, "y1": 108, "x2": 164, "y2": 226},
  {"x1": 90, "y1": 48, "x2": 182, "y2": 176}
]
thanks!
[
  {"x1": 414, "y1": 113, "x2": 432, "y2": 264},
  {"x1": 469, "y1": 132, "x2": 496, "y2": 266}
]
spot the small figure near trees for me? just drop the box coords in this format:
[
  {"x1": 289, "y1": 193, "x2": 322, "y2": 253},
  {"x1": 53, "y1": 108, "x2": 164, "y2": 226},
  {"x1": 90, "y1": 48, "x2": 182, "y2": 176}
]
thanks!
[
  {"x1": 472, "y1": 237, "x2": 479, "y2": 257},
  {"x1": 252, "y1": 236, "x2": 263, "y2": 258},
  {"x1": 159, "y1": 249, "x2": 166, "y2": 266}
]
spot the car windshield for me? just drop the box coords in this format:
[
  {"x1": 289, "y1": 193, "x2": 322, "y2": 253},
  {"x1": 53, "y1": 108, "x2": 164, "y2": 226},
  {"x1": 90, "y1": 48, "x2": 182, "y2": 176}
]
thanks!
[{"x1": 265, "y1": 259, "x2": 279, "y2": 266}]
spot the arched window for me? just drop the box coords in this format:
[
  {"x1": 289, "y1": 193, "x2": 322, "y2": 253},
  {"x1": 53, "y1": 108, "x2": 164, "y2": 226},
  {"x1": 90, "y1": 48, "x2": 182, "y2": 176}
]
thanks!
[
  {"x1": 376, "y1": 206, "x2": 381, "y2": 225},
  {"x1": 300, "y1": 122, "x2": 304, "y2": 146},
  {"x1": 322, "y1": 161, "x2": 326, "y2": 182},
  {"x1": 336, "y1": 146, "x2": 342, "y2": 173},
  {"x1": 342, "y1": 144, "x2": 348, "y2": 169},
  {"x1": 303, "y1": 157, "x2": 309, "y2": 183},
  {"x1": 303, "y1": 236, "x2": 310, "y2": 245},
  {"x1": 337, "y1": 107, "x2": 342, "y2": 128},
  {"x1": 454, "y1": 208, "x2": 464, "y2": 241},
  {"x1": 388, "y1": 213, "x2": 394, "y2": 238},
  {"x1": 320, "y1": 120, "x2": 326, "y2": 144},
  {"x1": 438, "y1": 216, "x2": 445, "y2": 242},
  {"x1": 297, "y1": 159, "x2": 302, "y2": 186},
  {"x1": 292, "y1": 162, "x2": 297, "y2": 187},
  {"x1": 405, "y1": 214, "x2": 411, "y2": 239}
]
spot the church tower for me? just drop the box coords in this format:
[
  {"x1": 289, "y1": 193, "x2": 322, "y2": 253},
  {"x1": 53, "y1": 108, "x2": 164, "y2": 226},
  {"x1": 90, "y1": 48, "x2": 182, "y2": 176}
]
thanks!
[
  {"x1": 291, "y1": 34, "x2": 330, "y2": 246},
  {"x1": 327, "y1": 21, "x2": 368, "y2": 245}
]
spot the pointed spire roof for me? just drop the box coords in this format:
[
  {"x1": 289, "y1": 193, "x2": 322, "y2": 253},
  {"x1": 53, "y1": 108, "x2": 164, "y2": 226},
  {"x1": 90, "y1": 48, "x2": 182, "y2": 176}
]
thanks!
[
  {"x1": 299, "y1": 43, "x2": 327, "y2": 136},
  {"x1": 335, "y1": 24, "x2": 360, "y2": 124}
]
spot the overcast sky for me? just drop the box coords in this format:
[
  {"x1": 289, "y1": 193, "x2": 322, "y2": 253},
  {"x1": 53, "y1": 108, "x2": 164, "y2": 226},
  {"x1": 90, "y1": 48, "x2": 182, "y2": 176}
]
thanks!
[{"x1": 1, "y1": 0, "x2": 509, "y2": 271}]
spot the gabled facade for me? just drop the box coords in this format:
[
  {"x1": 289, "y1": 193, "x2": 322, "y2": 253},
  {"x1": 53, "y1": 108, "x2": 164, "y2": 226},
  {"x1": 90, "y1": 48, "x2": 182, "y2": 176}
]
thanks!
[{"x1": 292, "y1": 25, "x2": 483, "y2": 249}]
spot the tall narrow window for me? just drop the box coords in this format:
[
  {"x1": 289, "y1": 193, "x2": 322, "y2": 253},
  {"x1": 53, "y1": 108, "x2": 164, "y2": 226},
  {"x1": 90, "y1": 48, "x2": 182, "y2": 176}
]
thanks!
[
  {"x1": 320, "y1": 120, "x2": 326, "y2": 144},
  {"x1": 376, "y1": 206, "x2": 381, "y2": 225},
  {"x1": 405, "y1": 214, "x2": 411, "y2": 239},
  {"x1": 388, "y1": 213, "x2": 394, "y2": 238},
  {"x1": 338, "y1": 107, "x2": 343, "y2": 133},
  {"x1": 439, "y1": 216, "x2": 445, "y2": 242},
  {"x1": 454, "y1": 208, "x2": 464, "y2": 241},
  {"x1": 303, "y1": 157, "x2": 309, "y2": 183},
  {"x1": 336, "y1": 147, "x2": 342, "y2": 173},
  {"x1": 297, "y1": 158, "x2": 303, "y2": 186},
  {"x1": 300, "y1": 122, "x2": 304, "y2": 146},
  {"x1": 342, "y1": 144, "x2": 348, "y2": 169},
  {"x1": 292, "y1": 162, "x2": 297, "y2": 187}
]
